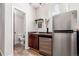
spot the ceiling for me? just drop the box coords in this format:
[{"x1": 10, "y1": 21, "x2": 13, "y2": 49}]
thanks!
[{"x1": 30, "y1": 3, "x2": 48, "y2": 8}]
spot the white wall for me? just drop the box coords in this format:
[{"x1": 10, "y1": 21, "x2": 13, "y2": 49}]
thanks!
[
  {"x1": 12, "y1": 3, "x2": 36, "y2": 49},
  {"x1": 4, "y1": 3, "x2": 13, "y2": 56},
  {"x1": 15, "y1": 13, "x2": 25, "y2": 34},
  {"x1": 0, "y1": 3, "x2": 13, "y2": 56},
  {"x1": 0, "y1": 3, "x2": 5, "y2": 55}
]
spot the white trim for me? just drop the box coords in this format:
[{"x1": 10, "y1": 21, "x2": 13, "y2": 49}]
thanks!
[
  {"x1": 0, "y1": 49, "x2": 4, "y2": 56},
  {"x1": 14, "y1": 6, "x2": 26, "y2": 14},
  {"x1": 25, "y1": 47, "x2": 29, "y2": 49}
]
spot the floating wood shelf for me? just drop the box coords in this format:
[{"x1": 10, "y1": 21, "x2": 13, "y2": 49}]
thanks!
[{"x1": 35, "y1": 18, "x2": 44, "y2": 23}]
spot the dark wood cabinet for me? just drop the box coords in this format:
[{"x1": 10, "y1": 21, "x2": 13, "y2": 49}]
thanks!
[
  {"x1": 28, "y1": 32, "x2": 52, "y2": 56},
  {"x1": 28, "y1": 34, "x2": 34, "y2": 48},
  {"x1": 28, "y1": 33, "x2": 39, "y2": 50}
]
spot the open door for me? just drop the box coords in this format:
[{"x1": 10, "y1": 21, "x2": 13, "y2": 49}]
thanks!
[{"x1": 13, "y1": 8, "x2": 26, "y2": 55}]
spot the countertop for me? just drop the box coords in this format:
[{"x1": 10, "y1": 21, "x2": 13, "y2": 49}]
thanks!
[{"x1": 31, "y1": 32, "x2": 52, "y2": 38}]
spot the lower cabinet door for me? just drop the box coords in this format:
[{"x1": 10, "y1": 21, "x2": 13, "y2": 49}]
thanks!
[
  {"x1": 29, "y1": 34, "x2": 39, "y2": 50},
  {"x1": 33, "y1": 35, "x2": 39, "y2": 50}
]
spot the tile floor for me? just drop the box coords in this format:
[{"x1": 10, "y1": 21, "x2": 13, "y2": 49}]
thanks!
[{"x1": 14, "y1": 44, "x2": 42, "y2": 56}]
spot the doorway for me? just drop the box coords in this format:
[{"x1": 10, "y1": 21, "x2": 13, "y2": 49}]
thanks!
[{"x1": 13, "y1": 8, "x2": 26, "y2": 55}]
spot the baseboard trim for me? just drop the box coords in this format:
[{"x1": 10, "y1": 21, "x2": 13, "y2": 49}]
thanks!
[
  {"x1": 0, "y1": 49, "x2": 4, "y2": 56},
  {"x1": 25, "y1": 47, "x2": 29, "y2": 49}
]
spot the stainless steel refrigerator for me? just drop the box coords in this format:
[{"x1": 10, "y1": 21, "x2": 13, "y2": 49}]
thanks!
[{"x1": 53, "y1": 10, "x2": 77, "y2": 56}]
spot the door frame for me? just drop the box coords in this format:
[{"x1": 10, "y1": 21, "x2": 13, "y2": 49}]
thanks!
[{"x1": 13, "y1": 7, "x2": 26, "y2": 50}]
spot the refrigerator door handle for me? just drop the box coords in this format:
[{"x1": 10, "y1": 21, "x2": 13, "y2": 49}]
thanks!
[{"x1": 54, "y1": 30, "x2": 77, "y2": 33}]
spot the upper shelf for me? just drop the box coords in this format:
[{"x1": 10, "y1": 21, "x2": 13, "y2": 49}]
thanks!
[{"x1": 35, "y1": 18, "x2": 44, "y2": 23}]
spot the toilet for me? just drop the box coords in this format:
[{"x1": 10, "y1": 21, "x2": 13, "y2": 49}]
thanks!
[{"x1": 18, "y1": 34, "x2": 25, "y2": 46}]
